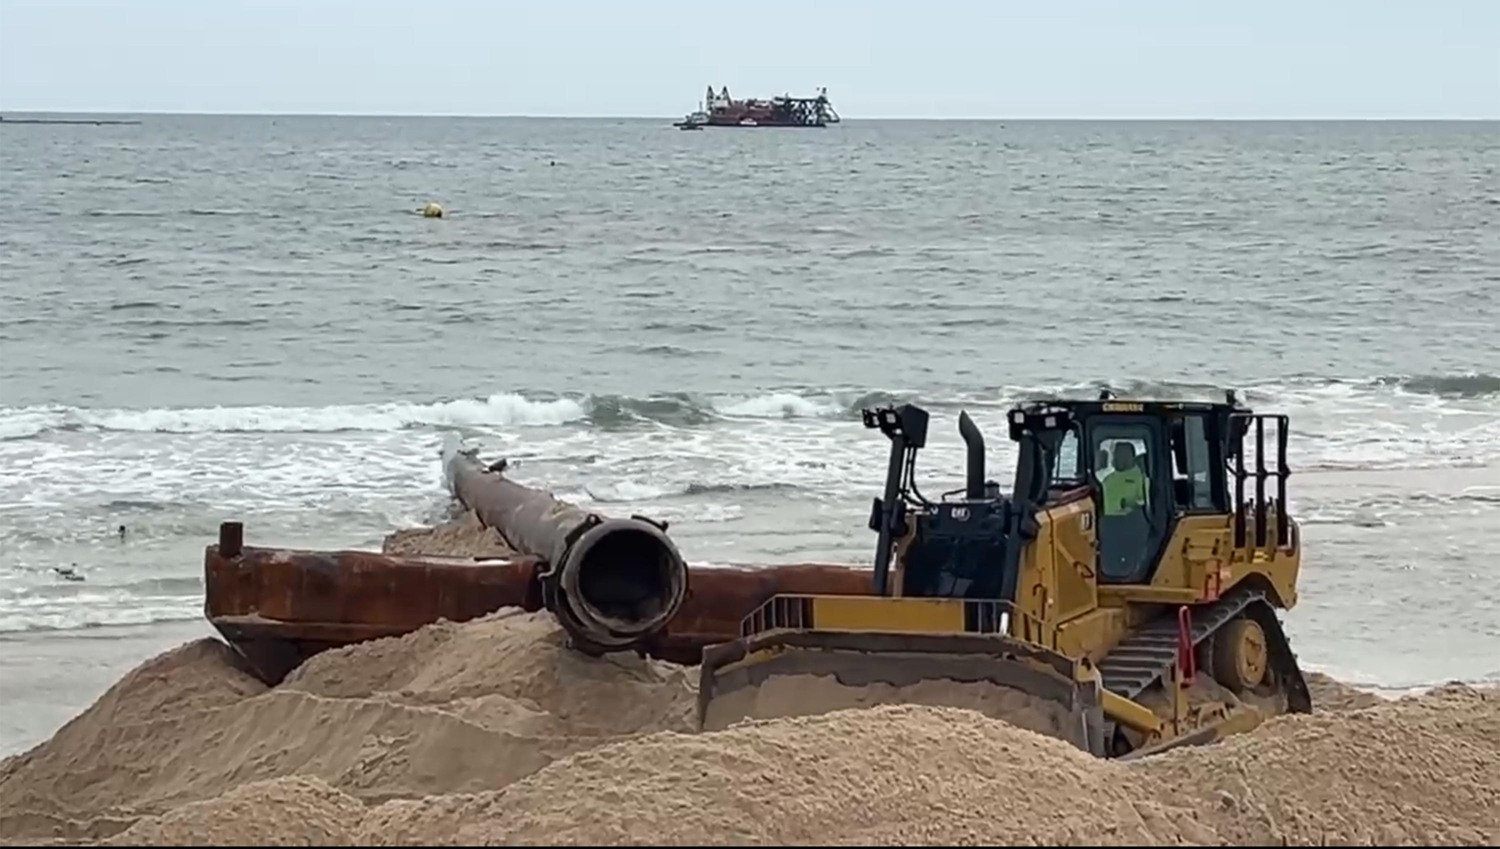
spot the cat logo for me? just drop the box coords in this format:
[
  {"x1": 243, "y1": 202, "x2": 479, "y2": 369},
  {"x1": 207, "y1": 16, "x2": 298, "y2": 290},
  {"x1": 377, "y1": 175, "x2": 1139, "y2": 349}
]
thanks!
[{"x1": 950, "y1": 506, "x2": 970, "y2": 521}]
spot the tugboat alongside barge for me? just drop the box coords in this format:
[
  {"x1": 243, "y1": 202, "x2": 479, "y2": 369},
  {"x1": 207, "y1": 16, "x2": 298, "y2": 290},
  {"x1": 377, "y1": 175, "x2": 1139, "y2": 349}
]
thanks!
[{"x1": 673, "y1": 85, "x2": 840, "y2": 129}]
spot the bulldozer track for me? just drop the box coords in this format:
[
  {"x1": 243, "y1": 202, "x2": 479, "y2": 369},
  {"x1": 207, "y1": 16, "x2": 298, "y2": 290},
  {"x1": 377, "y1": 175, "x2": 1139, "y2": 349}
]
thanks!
[{"x1": 1096, "y1": 583, "x2": 1311, "y2": 710}]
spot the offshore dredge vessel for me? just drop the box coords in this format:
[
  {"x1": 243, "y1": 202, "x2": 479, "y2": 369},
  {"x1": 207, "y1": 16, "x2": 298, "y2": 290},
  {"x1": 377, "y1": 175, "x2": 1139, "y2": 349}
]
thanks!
[{"x1": 674, "y1": 85, "x2": 841, "y2": 129}]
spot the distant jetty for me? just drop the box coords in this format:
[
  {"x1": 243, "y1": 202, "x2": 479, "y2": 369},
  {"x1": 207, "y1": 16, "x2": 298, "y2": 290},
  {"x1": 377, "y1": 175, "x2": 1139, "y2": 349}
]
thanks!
[{"x1": 0, "y1": 115, "x2": 141, "y2": 126}]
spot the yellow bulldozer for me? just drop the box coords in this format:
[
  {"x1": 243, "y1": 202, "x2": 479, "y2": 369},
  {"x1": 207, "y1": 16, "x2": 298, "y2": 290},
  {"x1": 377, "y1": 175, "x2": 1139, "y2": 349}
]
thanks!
[{"x1": 696, "y1": 390, "x2": 1313, "y2": 759}]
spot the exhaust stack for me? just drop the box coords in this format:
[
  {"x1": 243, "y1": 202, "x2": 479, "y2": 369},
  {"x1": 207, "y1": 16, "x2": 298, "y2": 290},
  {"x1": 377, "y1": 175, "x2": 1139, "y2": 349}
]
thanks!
[{"x1": 957, "y1": 411, "x2": 986, "y2": 500}]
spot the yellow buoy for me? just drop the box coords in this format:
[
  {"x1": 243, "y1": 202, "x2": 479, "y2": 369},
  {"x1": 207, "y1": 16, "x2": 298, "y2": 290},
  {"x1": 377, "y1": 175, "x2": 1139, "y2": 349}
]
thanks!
[{"x1": 421, "y1": 202, "x2": 444, "y2": 218}]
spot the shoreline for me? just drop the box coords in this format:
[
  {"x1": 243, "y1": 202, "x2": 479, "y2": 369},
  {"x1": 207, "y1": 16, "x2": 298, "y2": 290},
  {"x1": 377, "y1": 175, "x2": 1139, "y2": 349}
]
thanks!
[{"x1": 0, "y1": 621, "x2": 214, "y2": 760}]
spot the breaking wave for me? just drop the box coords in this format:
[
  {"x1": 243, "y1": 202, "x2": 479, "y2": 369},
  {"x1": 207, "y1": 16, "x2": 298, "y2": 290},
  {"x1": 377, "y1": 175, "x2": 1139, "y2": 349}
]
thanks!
[
  {"x1": 1371, "y1": 373, "x2": 1500, "y2": 398},
  {"x1": 0, "y1": 390, "x2": 898, "y2": 439},
  {"x1": 1, "y1": 374, "x2": 1494, "y2": 441}
]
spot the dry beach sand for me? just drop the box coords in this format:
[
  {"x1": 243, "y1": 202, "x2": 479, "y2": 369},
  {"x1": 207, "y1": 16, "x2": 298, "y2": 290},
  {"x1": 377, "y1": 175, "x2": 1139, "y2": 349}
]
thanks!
[{"x1": 1, "y1": 514, "x2": 1496, "y2": 847}]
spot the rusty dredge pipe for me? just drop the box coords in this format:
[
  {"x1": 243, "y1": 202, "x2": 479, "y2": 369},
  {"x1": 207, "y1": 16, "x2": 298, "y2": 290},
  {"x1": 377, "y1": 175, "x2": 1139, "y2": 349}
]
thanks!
[{"x1": 441, "y1": 435, "x2": 689, "y2": 654}]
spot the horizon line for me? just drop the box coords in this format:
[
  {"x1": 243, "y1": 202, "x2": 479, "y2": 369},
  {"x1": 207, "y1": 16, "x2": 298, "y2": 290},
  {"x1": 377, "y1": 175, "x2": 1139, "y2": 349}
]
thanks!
[{"x1": 2, "y1": 108, "x2": 1497, "y2": 122}]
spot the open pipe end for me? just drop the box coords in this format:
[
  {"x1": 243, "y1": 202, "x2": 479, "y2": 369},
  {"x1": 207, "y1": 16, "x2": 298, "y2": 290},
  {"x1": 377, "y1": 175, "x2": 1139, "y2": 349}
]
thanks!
[{"x1": 555, "y1": 517, "x2": 688, "y2": 649}]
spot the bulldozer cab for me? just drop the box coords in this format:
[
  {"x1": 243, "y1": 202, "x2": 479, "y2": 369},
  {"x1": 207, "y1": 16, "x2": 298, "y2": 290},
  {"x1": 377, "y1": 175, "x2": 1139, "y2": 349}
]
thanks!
[
  {"x1": 867, "y1": 390, "x2": 1290, "y2": 603},
  {"x1": 1018, "y1": 392, "x2": 1290, "y2": 586}
]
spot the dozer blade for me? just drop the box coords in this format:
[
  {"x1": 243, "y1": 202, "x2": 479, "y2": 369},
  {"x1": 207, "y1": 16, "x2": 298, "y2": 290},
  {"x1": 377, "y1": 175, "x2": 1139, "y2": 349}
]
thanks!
[{"x1": 696, "y1": 628, "x2": 1111, "y2": 758}]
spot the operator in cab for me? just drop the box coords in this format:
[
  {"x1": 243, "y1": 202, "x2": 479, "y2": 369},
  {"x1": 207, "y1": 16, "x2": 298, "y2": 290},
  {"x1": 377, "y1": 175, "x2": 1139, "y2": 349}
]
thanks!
[{"x1": 1101, "y1": 441, "x2": 1149, "y2": 515}]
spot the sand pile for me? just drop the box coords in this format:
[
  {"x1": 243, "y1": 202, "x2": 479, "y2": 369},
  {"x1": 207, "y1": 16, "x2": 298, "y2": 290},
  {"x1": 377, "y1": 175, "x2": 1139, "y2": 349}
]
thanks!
[
  {"x1": 0, "y1": 609, "x2": 693, "y2": 845},
  {"x1": 355, "y1": 703, "x2": 1219, "y2": 847},
  {"x1": 278, "y1": 608, "x2": 697, "y2": 739},
  {"x1": 350, "y1": 685, "x2": 1499, "y2": 846},
  {"x1": 1138, "y1": 684, "x2": 1499, "y2": 845},
  {"x1": 3, "y1": 610, "x2": 1496, "y2": 847},
  {"x1": 1303, "y1": 670, "x2": 1387, "y2": 712},
  {"x1": 0, "y1": 638, "x2": 269, "y2": 842},
  {"x1": 102, "y1": 777, "x2": 363, "y2": 847},
  {"x1": 381, "y1": 509, "x2": 515, "y2": 558}
]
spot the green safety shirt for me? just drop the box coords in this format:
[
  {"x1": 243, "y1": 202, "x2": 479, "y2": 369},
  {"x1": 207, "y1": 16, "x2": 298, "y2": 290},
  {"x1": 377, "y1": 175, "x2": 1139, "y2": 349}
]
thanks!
[{"x1": 1101, "y1": 467, "x2": 1148, "y2": 515}]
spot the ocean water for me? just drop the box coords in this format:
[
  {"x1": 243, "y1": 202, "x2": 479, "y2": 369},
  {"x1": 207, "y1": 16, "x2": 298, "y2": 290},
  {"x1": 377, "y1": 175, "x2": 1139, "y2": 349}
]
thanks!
[{"x1": 1, "y1": 115, "x2": 1497, "y2": 693}]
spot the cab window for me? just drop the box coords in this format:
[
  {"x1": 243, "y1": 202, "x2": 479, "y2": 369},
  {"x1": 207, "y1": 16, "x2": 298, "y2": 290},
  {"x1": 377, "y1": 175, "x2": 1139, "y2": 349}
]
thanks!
[
  {"x1": 1170, "y1": 414, "x2": 1218, "y2": 511},
  {"x1": 1051, "y1": 426, "x2": 1082, "y2": 485},
  {"x1": 1091, "y1": 423, "x2": 1156, "y2": 516},
  {"x1": 1089, "y1": 420, "x2": 1161, "y2": 583}
]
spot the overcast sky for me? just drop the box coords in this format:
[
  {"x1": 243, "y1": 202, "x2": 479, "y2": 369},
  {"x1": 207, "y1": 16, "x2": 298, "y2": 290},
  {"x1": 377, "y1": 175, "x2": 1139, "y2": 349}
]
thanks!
[{"x1": 1, "y1": 0, "x2": 1496, "y2": 118}]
